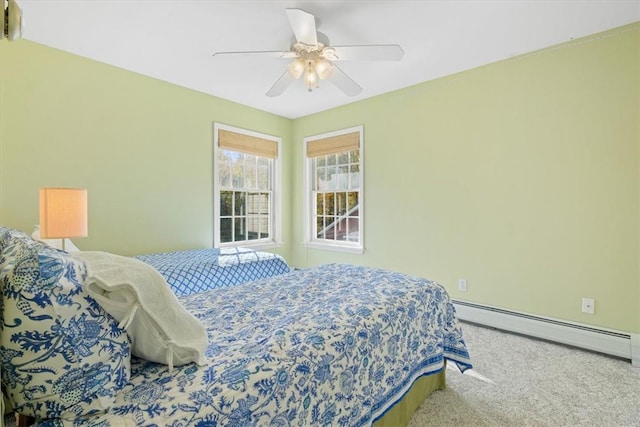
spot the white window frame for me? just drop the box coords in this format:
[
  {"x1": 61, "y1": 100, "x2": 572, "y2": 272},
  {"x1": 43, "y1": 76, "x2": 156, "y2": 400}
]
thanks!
[
  {"x1": 213, "y1": 123, "x2": 282, "y2": 249},
  {"x1": 303, "y1": 125, "x2": 364, "y2": 254}
]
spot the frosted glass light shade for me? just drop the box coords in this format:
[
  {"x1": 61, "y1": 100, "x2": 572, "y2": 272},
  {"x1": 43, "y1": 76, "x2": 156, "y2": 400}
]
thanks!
[
  {"x1": 287, "y1": 58, "x2": 305, "y2": 79},
  {"x1": 304, "y1": 63, "x2": 318, "y2": 90},
  {"x1": 39, "y1": 188, "x2": 88, "y2": 239},
  {"x1": 314, "y1": 59, "x2": 334, "y2": 80}
]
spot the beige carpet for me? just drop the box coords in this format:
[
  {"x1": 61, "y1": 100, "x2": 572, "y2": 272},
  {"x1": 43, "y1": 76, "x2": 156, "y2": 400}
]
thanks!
[{"x1": 408, "y1": 322, "x2": 640, "y2": 427}]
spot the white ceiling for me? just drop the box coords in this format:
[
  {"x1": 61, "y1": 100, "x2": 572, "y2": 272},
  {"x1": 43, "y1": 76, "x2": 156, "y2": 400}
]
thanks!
[{"x1": 16, "y1": 1, "x2": 640, "y2": 119}]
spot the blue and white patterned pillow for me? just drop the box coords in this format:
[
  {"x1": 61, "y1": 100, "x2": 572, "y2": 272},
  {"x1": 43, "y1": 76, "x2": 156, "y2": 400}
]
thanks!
[{"x1": 0, "y1": 227, "x2": 131, "y2": 420}]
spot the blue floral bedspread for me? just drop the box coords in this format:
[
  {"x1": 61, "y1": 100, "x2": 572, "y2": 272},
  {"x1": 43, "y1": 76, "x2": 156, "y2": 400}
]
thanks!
[
  {"x1": 134, "y1": 247, "x2": 290, "y2": 296},
  {"x1": 41, "y1": 263, "x2": 471, "y2": 427}
]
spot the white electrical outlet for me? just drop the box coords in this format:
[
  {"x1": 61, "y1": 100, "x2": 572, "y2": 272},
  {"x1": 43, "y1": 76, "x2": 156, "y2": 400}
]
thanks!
[
  {"x1": 458, "y1": 279, "x2": 468, "y2": 292},
  {"x1": 581, "y1": 298, "x2": 595, "y2": 314}
]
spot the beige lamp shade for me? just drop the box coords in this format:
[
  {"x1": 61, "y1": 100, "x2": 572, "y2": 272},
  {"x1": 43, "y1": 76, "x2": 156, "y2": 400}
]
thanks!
[{"x1": 39, "y1": 188, "x2": 88, "y2": 239}]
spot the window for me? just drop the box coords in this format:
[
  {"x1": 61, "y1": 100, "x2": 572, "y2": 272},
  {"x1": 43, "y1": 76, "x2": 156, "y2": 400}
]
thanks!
[
  {"x1": 213, "y1": 123, "x2": 281, "y2": 248},
  {"x1": 304, "y1": 126, "x2": 363, "y2": 253}
]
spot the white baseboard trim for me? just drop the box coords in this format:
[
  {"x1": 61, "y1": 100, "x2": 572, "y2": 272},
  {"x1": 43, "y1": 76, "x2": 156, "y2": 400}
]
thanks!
[
  {"x1": 453, "y1": 300, "x2": 633, "y2": 361},
  {"x1": 632, "y1": 333, "x2": 640, "y2": 367}
]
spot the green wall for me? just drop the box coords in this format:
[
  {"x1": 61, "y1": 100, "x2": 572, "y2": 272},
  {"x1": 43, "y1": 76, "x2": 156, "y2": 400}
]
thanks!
[
  {"x1": 0, "y1": 40, "x2": 293, "y2": 260},
  {"x1": 1, "y1": 23, "x2": 638, "y2": 333},
  {"x1": 291, "y1": 23, "x2": 639, "y2": 333}
]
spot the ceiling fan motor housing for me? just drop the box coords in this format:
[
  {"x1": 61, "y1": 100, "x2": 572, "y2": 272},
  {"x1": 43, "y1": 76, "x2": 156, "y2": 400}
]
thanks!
[{"x1": 289, "y1": 42, "x2": 336, "y2": 90}]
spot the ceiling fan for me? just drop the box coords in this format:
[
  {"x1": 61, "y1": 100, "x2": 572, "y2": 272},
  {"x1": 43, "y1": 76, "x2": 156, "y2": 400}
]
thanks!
[
  {"x1": 212, "y1": 8, "x2": 404, "y2": 97},
  {"x1": 1, "y1": 0, "x2": 22, "y2": 41}
]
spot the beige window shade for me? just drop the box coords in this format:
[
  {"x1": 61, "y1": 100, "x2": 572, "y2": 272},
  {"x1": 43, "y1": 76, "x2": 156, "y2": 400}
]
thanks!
[
  {"x1": 219, "y1": 129, "x2": 278, "y2": 158},
  {"x1": 307, "y1": 131, "x2": 360, "y2": 158}
]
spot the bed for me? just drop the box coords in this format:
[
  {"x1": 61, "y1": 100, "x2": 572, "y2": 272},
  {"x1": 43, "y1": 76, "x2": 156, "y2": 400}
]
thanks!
[
  {"x1": 134, "y1": 247, "x2": 291, "y2": 296},
  {"x1": 0, "y1": 227, "x2": 472, "y2": 426}
]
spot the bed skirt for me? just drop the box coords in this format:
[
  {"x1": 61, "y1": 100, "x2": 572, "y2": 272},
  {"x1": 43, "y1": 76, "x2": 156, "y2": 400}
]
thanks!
[{"x1": 374, "y1": 368, "x2": 446, "y2": 426}]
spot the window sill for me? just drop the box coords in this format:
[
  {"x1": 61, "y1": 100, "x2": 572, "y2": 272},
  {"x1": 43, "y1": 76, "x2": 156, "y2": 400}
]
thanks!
[{"x1": 305, "y1": 241, "x2": 364, "y2": 255}]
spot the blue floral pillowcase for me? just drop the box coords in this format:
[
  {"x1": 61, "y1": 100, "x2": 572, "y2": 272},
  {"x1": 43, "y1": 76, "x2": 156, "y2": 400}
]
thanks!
[{"x1": 0, "y1": 227, "x2": 131, "y2": 420}]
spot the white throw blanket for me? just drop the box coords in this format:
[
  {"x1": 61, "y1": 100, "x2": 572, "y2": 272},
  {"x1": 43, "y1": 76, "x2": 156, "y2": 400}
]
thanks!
[{"x1": 76, "y1": 251, "x2": 208, "y2": 369}]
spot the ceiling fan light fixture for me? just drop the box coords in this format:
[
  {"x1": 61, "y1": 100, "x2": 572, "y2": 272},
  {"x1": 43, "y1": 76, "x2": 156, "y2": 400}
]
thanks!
[
  {"x1": 314, "y1": 59, "x2": 333, "y2": 80},
  {"x1": 287, "y1": 58, "x2": 305, "y2": 79},
  {"x1": 304, "y1": 62, "x2": 318, "y2": 91}
]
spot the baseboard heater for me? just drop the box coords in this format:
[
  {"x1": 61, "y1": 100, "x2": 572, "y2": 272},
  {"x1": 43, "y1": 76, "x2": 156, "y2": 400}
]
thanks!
[{"x1": 452, "y1": 299, "x2": 636, "y2": 364}]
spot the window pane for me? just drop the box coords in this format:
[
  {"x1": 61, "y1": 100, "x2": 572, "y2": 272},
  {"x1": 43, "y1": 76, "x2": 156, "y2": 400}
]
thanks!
[
  {"x1": 245, "y1": 192, "x2": 269, "y2": 241},
  {"x1": 336, "y1": 192, "x2": 347, "y2": 216},
  {"x1": 350, "y1": 164, "x2": 360, "y2": 189},
  {"x1": 247, "y1": 216, "x2": 259, "y2": 240},
  {"x1": 219, "y1": 152, "x2": 232, "y2": 188},
  {"x1": 257, "y1": 157, "x2": 270, "y2": 191},
  {"x1": 317, "y1": 156, "x2": 326, "y2": 167},
  {"x1": 349, "y1": 150, "x2": 359, "y2": 164},
  {"x1": 347, "y1": 218, "x2": 359, "y2": 242},
  {"x1": 316, "y1": 167, "x2": 326, "y2": 191},
  {"x1": 220, "y1": 191, "x2": 233, "y2": 216},
  {"x1": 326, "y1": 215, "x2": 336, "y2": 240},
  {"x1": 220, "y1": 218, "x2": 233, "y2": 243},
  {"x1": 326, "y1": 153, "x2": 336, "y2": 166},
  {"x1": 264, "y1": 192, "x2": 271, "y2": 215},
  {"x1": 337, "y1": 151, "x2": 349, "y2": 165},
  {"x1": 245, "y1": 155, "x2": 257, "y2": 190},
  {"x1": 324, "y1": 192, "x2": 335, "y2": 216},
  {"x1": 348, "y1": 192, "x2": 359, "y2": 215},
  {"x1": 260, "y1": 193, "x2": 270, "y2": 239},
  {"x1": 326, "y1": 166, "x2": 337, "y2": 190},
  {"x1": 255, "y1": 194, "x2": 261, "y2": 216},
  {"x1": 232, "y1": 153, "x2": 244, "y2": 188},
  {"x1": 337, "y1": 165, "x2": 349, "y2": 190},
  {"x1": 234, "y1": 192, "x2": 246, "y2": 216},
  {"x1": 246, "y1": 192, "x2": 258, "y2": 215},
  {"x1": 316, "y1": 193, "x2": 324, "y2": 216},
  {"x1": 317, "y1": 217, "x2": 325, "y2": 239},
  {"x1": 234, "y1": 218, "x2": 246, "y2": 241}
]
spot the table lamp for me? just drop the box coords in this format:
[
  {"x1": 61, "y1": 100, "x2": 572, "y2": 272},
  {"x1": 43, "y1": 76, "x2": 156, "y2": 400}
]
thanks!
[{"x1": 39, "y1": 188, "x2": 88, "y2": 251}]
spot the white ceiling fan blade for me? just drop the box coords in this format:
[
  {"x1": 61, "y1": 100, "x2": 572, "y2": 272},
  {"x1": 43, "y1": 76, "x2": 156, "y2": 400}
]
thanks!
[
  {"x1": 213, "y1": 50, "x2": 297, "y2": 59},
  {"x1": 327, "y1": 64, "x2": 362, "y2": 97},
  {"x1": 266, "y1": 70, "x2": 296, "y2": 97},
  {"x1": 286, "y1": 8, "x2": 318, "y2": 47},
  {"x1": 331, "y1": 45, "x2": 404, "y2": 61}
]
